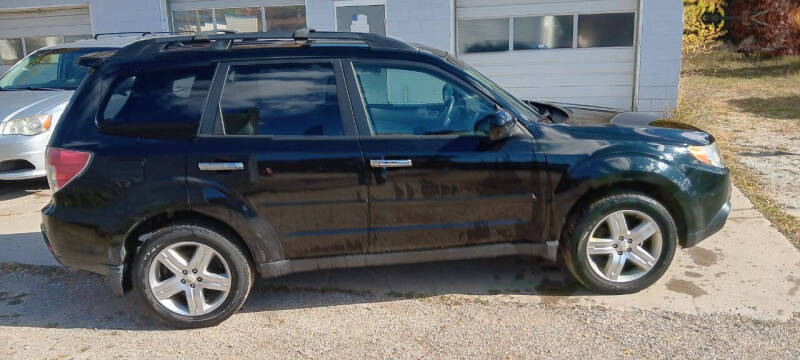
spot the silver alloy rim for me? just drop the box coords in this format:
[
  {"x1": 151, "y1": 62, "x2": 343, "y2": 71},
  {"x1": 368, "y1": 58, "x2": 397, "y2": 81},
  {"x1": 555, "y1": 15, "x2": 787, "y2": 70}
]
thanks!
[
  {"x1": 148, "y1": 241, "x2": 232, "y2": 316},
  {"x1": 585, "y1": 210, "x2": 663, "y2": 283}
]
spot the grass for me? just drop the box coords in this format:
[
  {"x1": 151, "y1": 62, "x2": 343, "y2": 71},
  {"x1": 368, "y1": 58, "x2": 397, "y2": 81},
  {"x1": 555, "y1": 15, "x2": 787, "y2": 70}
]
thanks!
[{"x1": 672, "y1": 48, "x2": 800, "y2": 247}]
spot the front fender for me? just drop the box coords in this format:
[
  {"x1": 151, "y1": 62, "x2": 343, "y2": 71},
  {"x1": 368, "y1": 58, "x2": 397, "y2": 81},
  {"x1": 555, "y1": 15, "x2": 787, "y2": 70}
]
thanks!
[{"x1": 549, "y1": 154, "x2": 694, "y2": 241}]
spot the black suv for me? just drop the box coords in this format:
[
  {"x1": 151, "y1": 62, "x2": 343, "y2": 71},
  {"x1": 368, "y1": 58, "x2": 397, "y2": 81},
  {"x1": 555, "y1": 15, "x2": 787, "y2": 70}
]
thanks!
[{"x1": 42, "y1": 30, "x2": 730, "y2": 328}]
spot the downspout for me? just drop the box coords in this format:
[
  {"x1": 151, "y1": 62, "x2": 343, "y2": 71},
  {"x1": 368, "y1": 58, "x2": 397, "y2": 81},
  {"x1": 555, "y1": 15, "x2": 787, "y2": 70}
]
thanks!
[{"x1": 632, "y1": 0, "x2": 645, "y2": 111}]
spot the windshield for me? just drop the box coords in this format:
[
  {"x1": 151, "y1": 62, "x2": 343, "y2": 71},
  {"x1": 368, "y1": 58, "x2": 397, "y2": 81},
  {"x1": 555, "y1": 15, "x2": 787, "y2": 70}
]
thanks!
[
  {"x1": 444, "y1": 55, "x2": 542, "y2": 123},
  {"x1": 0, "y1": 48, "x2": 112, "y2": 91}
]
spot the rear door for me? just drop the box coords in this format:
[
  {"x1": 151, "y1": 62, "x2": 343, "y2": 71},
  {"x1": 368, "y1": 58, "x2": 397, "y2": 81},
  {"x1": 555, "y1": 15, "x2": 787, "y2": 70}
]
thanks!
[
  {"x1": 188, "y1": 59, "x2": 369, "y2": 259},
  {"x1": 343, "y1": 59, "x2": 542, "y2": 253}
]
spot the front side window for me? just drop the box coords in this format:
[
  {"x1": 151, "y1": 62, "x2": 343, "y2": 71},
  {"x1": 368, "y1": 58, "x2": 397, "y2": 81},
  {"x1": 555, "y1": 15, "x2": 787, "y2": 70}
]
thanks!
[
  {"x1": 101, "y1": 66, "x2": 215, "y2": 128},
  {"x1": 353, "y1": 63, "x2": 495, "y2": 136},
  {"x1": 0, "y1": 48, "x2": 112, "y2": 90},
  {"x1": 219, "y1": 63, "x2": 343, "y2": 136}
]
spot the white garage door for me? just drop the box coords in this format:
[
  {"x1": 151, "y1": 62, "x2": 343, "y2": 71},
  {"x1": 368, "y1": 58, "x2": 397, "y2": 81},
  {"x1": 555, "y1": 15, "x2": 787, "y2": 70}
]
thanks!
[
  {"x1": 456, "y1": 0, "x2": 638, "y2": 110},
  {"x1": 0, "y1": 6, "x2": 92, "y2": 72}
]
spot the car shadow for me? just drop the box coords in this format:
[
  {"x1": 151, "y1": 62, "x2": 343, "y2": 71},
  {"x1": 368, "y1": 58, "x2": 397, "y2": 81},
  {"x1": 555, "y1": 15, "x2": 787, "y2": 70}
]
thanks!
[
  {"x1": 0, "y1": 178, "x2": 49, "y2": 201},
  {"x1": 0, "y1": 256, "x2": 591, "y2": 331}
]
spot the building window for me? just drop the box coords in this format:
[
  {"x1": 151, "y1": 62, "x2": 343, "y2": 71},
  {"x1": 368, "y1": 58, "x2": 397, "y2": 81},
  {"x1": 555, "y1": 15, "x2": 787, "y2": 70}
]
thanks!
[
  {"x1": 457, "y1": 18, "x2": 510, "y2": 54},
  {"x1": 513, "y1": 15, "x2": 574, "y2": 50},
  {"x1": 172, "y1": 9, "x2": 214, "y2": 33},
  {"x1": 267, "y1": 5, "x2": 307, "y2": 32},
  {"x1": 215, "y1": 7, "x2": 263, "y2": 33},
  {"x1": 171, "y1": 5, "x2": 307, "y2": 33},
  {"x1": 577, "y1": 13, "x2": 636, "y2": 48},
  {"x1": 0, "y1": 39, "x2": 23, "y2": 65},
  {"x1": 1, "y1": 35, "x2": 93, "y2": 66},
  {"x1": 335, "y1": 5, "x2": 386, "y2": 35}
]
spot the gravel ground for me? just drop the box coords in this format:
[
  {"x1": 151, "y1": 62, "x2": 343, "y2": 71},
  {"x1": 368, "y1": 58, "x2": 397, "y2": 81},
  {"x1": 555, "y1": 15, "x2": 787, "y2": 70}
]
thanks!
[{"x1": 1, "y1": 264, "x2": 798, "y2": 359}]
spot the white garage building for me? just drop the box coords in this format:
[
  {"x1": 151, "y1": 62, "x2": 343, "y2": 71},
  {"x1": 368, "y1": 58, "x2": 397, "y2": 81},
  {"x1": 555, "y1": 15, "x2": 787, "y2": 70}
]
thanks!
[{"x1": 0, "y1": 0, "x2": 682, "y2": 112}]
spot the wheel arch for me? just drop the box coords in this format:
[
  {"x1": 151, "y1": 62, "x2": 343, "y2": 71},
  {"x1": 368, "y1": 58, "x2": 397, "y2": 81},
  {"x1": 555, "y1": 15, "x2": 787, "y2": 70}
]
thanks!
[
  {"x1": 119, "y1": 210, "x2": 257, "y2": 294},
  {"x1": 554, "y1": 154, "x2": 693, "y2": 247}
]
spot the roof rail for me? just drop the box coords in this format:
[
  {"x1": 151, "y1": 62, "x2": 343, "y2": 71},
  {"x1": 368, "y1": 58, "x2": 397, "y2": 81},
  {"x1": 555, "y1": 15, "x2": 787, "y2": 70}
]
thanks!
[
  {"x1": 152, "y1": 30, "x2": 414, "y2": 50},
  {"x1": 193, "y1": 29, "x2": 237, "y2": 41},
  {"x1": 94, "y1": 31, "x2": 180, "y2": 39},
  {"x1": 292, "y1": 28, "x2": 316, "y2": 41}
]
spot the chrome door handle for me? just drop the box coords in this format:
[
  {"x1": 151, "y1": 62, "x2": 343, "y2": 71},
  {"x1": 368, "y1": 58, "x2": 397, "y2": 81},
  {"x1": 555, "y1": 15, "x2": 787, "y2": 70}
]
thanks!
[
  {"x1": 370, "y1": 159, "x2": 413, "y2": 168},
  {"x1": 198, "y1": 162, "x2": 244, "y2": 171}
]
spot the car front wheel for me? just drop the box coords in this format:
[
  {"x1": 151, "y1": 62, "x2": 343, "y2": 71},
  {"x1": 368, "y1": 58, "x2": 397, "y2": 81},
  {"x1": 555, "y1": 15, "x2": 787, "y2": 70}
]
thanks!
[
  {"x1": 132, "y1": 224, "x2": 253, "y2": 328},
  {"x1": 561, "y1": 193, "x2": 677, "y2": 294}
]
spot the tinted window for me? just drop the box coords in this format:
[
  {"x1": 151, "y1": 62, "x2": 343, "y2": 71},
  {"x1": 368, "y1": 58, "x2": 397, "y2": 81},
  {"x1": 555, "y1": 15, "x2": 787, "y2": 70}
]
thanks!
[
  {"x1": 514, "y1": 15, "x2": 574, "y2": 50},
  {"x1": 101, "y1": 66, "x2": 214, "y2": 129},
  {"x1": 354, "y1": 63, "x2": 495, "y2": 136},
  {"x1": 578, "y1": 13, "x2": 635, "y2": 48},
  {"x1": 219, "y1": 63, "x2": 343, "y2": 136},
  {"x1": 457, "y1": 18, "x2": 510, "y2": 54}
]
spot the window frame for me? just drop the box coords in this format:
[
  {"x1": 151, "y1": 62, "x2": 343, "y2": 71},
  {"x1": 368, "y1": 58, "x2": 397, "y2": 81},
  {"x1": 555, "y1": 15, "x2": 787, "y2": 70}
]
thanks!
[
  {"x1": 342, "y1": 59, "x2": 509, "y2": 139},
  {"x1": 198, "y1": 58, "x2": 358, "y2": 139},
  {"x1": 456, "y1": 11, "x2": 638, "y2": 54}
]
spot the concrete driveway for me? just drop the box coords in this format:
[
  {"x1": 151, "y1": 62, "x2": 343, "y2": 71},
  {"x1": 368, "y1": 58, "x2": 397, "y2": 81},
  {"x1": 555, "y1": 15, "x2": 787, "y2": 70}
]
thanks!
[{"x1": 0, "y1": 179, "x2": 797, "y2": 321}]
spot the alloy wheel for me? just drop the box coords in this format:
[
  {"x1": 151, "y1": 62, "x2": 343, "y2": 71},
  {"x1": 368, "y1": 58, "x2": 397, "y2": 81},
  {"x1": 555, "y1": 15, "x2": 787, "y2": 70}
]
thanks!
[
  {"x1": 585, "y1": 210, "x2": 663, "y2": 283},
  {"x1": 147, "y1": 241, "x2": 232, "y2": 316}
]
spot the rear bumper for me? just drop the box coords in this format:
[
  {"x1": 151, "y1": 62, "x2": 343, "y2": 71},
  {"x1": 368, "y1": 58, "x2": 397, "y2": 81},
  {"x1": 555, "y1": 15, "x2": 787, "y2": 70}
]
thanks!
[
  {"x1": 684, "y1": 199, "x2": 730, "y2": 247},
  {"x1": 41, "y1": 211, "x2": 125, "y2": 295}
]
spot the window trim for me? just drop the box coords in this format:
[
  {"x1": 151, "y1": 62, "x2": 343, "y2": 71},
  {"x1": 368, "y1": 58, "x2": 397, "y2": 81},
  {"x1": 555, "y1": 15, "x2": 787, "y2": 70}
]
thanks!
[
  {"x1": 197, "y1": 58, "x2": 358, "y2": 138},
  {"x1": 343, "y1": 59, "x2": 511, "y2": 139}
]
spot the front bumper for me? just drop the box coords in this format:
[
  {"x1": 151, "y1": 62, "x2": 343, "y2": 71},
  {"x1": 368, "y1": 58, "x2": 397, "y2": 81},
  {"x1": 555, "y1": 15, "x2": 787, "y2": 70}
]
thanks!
[
  {"x1": 0, "y1": 132, "x2": 49, "y2": 180},
  {"x1": 684, "y1": 199, "x2": 731, "y2": 247}
]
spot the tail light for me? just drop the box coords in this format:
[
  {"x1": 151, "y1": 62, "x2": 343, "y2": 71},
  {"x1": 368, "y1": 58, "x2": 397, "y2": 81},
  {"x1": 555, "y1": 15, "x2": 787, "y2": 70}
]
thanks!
[{"x1": 46, "y1": 147, "x2": 92, "y2": 192}]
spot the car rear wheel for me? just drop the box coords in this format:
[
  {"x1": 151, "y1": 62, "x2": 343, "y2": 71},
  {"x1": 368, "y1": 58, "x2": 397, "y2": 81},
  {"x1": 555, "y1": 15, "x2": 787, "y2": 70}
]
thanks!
[
  {"x1": 132, "y1": 224, "x2": 253, "y2": 328},
  {"x1": 561, "y1": 193, "x2": 677, "y2": 294}
]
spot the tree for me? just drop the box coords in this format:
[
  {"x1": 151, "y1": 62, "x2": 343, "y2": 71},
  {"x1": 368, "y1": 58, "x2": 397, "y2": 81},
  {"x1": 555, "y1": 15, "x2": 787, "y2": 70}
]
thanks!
[{"x1": 683, "y1": 0, "x2": 728, "y2": 56}]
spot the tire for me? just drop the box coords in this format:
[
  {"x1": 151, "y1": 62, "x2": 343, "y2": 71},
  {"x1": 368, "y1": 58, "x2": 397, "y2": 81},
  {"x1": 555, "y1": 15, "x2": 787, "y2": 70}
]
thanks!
[
  {"x1": 560, "y1": 193, "x2": 677, "y2": 294},
  {"x1": 132, "y1": 223, "x2": 254, "y2": 329}
]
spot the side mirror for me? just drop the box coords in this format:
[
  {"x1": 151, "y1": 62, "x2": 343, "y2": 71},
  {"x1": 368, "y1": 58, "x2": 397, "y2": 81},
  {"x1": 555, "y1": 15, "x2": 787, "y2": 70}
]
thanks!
[{"x1": 489, "y1": 108, "x2": 516, "y2": 142}]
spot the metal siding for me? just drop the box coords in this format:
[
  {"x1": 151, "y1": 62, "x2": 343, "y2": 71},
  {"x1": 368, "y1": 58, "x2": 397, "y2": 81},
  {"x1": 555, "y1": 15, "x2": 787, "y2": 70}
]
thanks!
[
  {"x1": 0, "y1": 6, "x2": 91, "y2": 38},
  {"x1": 456, "y1": 0, "x2": 637, "y2": 110}
]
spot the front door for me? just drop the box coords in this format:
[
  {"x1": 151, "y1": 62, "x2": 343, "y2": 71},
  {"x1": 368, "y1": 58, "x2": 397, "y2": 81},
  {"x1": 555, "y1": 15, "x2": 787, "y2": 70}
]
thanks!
[
  {"x1": 188, "y1": 59, "x2": 368, "y2": 259},
  {"x1": 345, "y1": 60, "x2": 542, "y2": 253}
]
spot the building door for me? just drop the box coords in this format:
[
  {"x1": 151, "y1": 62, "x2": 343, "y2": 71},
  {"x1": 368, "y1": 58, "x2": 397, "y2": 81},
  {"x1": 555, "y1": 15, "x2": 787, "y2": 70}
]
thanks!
[
  {"x1": 0, "y1": 6, "x2": 92, "y2": 73},
  {"x1": 455, "y1": 0, "x2": 639, "y2": 110}
]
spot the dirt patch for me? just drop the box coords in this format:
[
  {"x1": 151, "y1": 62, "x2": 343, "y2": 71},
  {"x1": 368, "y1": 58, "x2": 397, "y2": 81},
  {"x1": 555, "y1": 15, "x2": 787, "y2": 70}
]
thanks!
[
  {"x1": 789, "y1": 276, "x2": 800, "y2": 297},
  {"x1": 687, "y1": 247, "x2": 718, "y2": 267},
  {"x1": 684, "y1": 271, "x2": 703, "y2": 278},
  {"x1": 666, "y1": 279, "x2": 709, "y2": 298}
]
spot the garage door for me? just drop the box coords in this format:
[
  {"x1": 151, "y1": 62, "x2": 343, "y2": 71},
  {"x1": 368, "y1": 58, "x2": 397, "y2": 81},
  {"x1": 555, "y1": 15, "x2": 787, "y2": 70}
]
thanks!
[
  {"x1": 456, "y1": 0, "x2": 638, "y2": 110},
  {"x1": 0, "y1": 6, "x2": 92, "y2": 72}
]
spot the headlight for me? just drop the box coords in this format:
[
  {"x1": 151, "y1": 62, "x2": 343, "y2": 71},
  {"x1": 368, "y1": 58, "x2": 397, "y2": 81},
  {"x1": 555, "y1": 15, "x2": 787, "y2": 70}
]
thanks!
[
  {"x1": 1, "y1": 114, "x2": 52, "y2": 136},
  {"x1": 688, "y1": 142, "x2": 724, "y2": 168}
]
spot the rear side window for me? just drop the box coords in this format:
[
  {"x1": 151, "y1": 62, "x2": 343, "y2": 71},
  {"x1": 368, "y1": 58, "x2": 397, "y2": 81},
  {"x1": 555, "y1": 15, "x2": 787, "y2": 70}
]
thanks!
[
  {"x1": 218, "y1": 63, "x2": 343, "y2": 136},
  {"x1": 101, "y1": 66, "x2": 215, "y2": 133}
]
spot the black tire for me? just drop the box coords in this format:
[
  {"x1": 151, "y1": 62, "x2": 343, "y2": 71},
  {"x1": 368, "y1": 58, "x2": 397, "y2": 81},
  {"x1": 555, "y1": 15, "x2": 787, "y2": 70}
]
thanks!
[
  {"x1": 132, "y1": 223, "x2": 254, "y2": 329},
  {"x1": 560, "y1": 193, "x2": 677, "y2": 294}
]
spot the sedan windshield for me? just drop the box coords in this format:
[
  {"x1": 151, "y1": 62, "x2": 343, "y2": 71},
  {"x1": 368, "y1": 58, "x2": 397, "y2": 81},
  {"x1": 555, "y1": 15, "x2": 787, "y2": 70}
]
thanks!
[{"x1": 0, "y1": 48, "x2": 112, "y2": 91}]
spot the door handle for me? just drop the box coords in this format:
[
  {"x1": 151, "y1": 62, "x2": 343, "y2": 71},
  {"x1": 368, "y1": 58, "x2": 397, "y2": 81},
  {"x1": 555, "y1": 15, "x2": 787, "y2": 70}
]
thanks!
[
  {"x1": 198, "y1": 162, "x2": 245, "y2": 171},
  {"x1": 370, "y1": 159, "x2": 413, "y2": 168}
]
